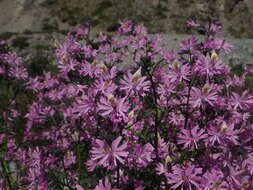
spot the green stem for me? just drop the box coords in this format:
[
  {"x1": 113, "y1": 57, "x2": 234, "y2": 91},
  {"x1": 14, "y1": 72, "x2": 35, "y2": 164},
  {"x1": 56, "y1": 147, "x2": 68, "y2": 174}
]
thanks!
[{"x1": 0, "y1": 159, "x2": 13, "y2": 190}]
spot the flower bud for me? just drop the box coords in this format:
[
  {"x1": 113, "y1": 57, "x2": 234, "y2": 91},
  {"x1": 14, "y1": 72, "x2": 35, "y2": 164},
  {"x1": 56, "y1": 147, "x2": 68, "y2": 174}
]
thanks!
[
  {"x1": 100, "y1": 62, "x2": 108, "y2": 72},
  {"x1": 202, "y1": 85, "x2": 211, "y2": 94},
  {"x1": 172, "y1": 61, "x2": 182, "y2": 70},
  {"x1": 107, "y1": 94, "x2": 117, "y2": 106},
  {"x1": 132, "y1": 67, "x2": 142, "y2": 82},
  {"x1": 165, "y1": 156, "x2": 172, "y2": 164},
  {"x1": 210, "y1": 51, "x2": 219, "y2": 62},
  {"x1": 128, "y1": 110, "x2": 135, "y2": 118},
  {"x1": 220, "y1": 123, "x2": 229, "y2": 132}
]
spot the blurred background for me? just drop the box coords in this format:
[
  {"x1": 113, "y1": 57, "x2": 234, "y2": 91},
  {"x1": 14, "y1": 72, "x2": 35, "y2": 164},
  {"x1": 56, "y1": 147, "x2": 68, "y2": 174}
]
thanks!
[{"x1": 0, "y1": 0, "x2": 253, "y2": 66}]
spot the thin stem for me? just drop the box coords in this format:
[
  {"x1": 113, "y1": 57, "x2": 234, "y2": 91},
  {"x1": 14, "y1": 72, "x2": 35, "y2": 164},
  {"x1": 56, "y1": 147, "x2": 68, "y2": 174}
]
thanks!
[
  {"x1": 116, "y1": 163, "x2": 120, "y2": 188},
  {"x1": 147, "y1": 71, "x2": 161, "y2": 190},
  {"x1": 0, "y1": 159, "x2": 13, "y2": 190},
  {"x1": 61, "y1": 159, "x2": 71, "y2": 189},
  {"x1": 148, "y1": 72, "x2": 159, "y2": 159}
]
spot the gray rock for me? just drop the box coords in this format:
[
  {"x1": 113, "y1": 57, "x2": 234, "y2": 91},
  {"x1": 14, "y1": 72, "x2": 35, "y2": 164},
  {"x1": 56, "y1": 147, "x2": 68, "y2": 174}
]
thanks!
[{"x1": 0, "y1": 0, "x2": 253, "y2": 38}]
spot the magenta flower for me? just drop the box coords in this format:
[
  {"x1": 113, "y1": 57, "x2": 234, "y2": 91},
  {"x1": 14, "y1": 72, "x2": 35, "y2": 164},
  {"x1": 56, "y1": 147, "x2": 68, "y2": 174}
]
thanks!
[
  {"x1": 98, "y1": 94, "x2": 129, "y2": 121},
  {"x1": 179, "y1": 36, "x2": 198, "y2": 52},
  {"x1": 194, "y1": 54, "x2": 228, "y2": 78},
  {"x1": 186, "y1": 19, "x2": 200, "y2": 28},
  {"x1": 190, "y1": 84, "x2": 218, "y2": 108},
  {"x1": 95, "y1": 177, "x2": 119, "y2": 190},
  {"x1": 76, "y1": 184, "x2": 85, "y2": 190},
  {"x1": 120, "y1": 68, "x2": 150, "y2": 96},
  {"x1": 167, "y1": 61, "x2": 191, "y2": 83},
  {"x1": 230, "y1": 90, "x2": 253, "y2": 110},
  {"x1": 167, "y1": 163, "x2": 202, "y2": 190},
  {"x1": 156, "y1": 162, "x2": 168, "y2": 176},
  {"x1": 208, "y1": 122, "x2": 239, "y2": 146},
  {"x1": 203, "y1": 39, "x2": 232, "y2": 53},
  {"x1": 243, "y1": 154, "x2": 253, "y2": 175},
  {"x1": 89, "y1": 136, "x2": 128, "y2": 170},
  {"x1": 201, "y1": 169, "x2": 228, "y2": 190},
  {"x1": 129, "y1": 143, "x2": 154, "y2": 168},
  {"x1": 64, "y1": 151, "x2": 76, "y2": 168},
  {"x1": 178, "y1": 126, "x2": 207, "y2": 149}
]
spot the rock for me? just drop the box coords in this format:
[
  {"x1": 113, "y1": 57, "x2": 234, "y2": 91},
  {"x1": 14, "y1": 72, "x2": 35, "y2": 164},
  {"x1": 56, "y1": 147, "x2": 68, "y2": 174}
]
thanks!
[{"x1": 0, "y1": 0, "x2": 253, "y2": 38}]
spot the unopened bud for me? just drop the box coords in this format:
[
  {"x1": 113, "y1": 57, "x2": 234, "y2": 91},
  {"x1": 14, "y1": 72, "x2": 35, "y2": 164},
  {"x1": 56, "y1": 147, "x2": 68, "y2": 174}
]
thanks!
[
  {"x1": 128, "y1": 110, "x2": 135, "y2": 118},
  {"x1": 165, "y1": 156, "x2": 172, "y2": 164},
  {"x1": 220, "y1": 123, "x2": 229, "y2": 132},
  {"x1": 132, "y1": 67, "x2": 142, "y2": 82},
  {"x1": 104, "y1": 80, "x2": 112, "y2": 87},
  {"x1": 172, "y1": 61, "x2": 182, "y2": 70},
  {"x1": 210, "y1": 51, "x2": 219, "y2": 62},
  {"x1": 92, "y1": 60, "x2": 100, "y2": 66},
  {"x1": 202, "y1": 85, "x2": 211, "y2": 94},
  {"x1": 107, "y1": 94, "x2": 117, "y2": 106},
  {"x1": 100, "y1": 63, "x2": 108, "y2": 72}
]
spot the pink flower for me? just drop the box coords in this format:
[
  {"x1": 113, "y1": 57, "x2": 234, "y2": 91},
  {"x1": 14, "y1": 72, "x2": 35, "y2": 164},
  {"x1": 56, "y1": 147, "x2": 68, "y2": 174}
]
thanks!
[
  {"x1": 90, "y1": 136, "x2": 128, "y2": 170},
  {"x1": 186, "y1": 19, "x2": 200, "y2": 28},
  {"x1": 242, "y1": 154, "x2": 253, "y2": 175},
  {"x1": 201, "y1": 169, "x2": 228, "y2": 190},
  {"x1": 98, "y1": 94, "x2": 129, "y2": 121},
  {"x1": 120, "y1": 68, "x2": 150, "y2": 96},
  {"x1": 178, "y1": 126, "x2": 207, "y2": 149},
  {"x1": 58, "y1": 59, "x2": 78, "y2": 74},
  {"x1": 179, "y1": 36, "x2": 198, "y2": 52},
  {"x1": 230, "y1": 90, "x2": 253, "y2": 110},
  {"x1": 167, "y1": 164, "x2": 202, "y2": 190},
  {"x1": 208, "y1": 122, "x2": 239, "y2": 146},
  {"x1": 156, "y1": 162, "x2": 168, "y2": 175},
  {"x1": 64, "y1": 151, "x2": 76, "y2": 168},
  {"x1": 76, "y1": 184, "x2": 85, "y2": 190},
  {"x1": 190, "y1": 84, "x2": 218, "y2": 108},
  {"x1": 167, "y1": 62, "x2": 191, "y2": 83},
  {"x1": 194, "y1": 54, "x2": 228, "y2": 78},
  {"x1": 95, "y1": 177, "x2": 119, "y2": 190},
  {"x1": 130, "y1": 143, "x2": 154, "y2": 168}
]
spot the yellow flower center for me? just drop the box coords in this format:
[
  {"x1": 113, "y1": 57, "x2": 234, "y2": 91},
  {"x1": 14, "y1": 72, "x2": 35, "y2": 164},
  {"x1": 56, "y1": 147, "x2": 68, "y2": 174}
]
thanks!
[
  {"x1": 210, "y1": 51, "x2": 219, "y2": 62},
  {"x1": 107, "y1": 94, "x2": 117, "y2": 107},
  {"x1": 220, "y1": 123, "x2": 229, "y2": 132},
  {"x1": 202, "y1": 85, "x2": 211, "y2": 94},
  {"x1": 172, "y1": 61, "x2": 182, "y2": 70}
]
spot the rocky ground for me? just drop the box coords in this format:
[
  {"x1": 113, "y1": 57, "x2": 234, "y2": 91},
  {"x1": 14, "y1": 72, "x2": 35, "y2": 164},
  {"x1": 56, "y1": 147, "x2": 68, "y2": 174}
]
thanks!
[{"x1": 1, "y1": 0, "x2": 253, "y2": 37}]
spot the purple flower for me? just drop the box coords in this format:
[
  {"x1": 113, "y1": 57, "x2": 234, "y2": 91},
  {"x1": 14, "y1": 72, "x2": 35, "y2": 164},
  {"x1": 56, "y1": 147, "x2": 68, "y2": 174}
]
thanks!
[
  {"x1": 167, "y1": 163, "x2": 202, "y2": 190},
  {"x1": 243, "y1": 154, "x2": 253, "y2": 175},
  {"x1": 167, "y1": 61, "x2": 191, "y2": 83},
  {"x1": 98, "y1": 94, "x2": 129, "y2": 121},
  {"x1": 190, "y1": 84, "x2": 218, "y2": 108},
  {"x1": 95, "y1": 177, "x2": 119, "y2": 190},
  {"x1": 64, "y1": 151, "x2": 76, "y2": 168},
  {"x1": 89, "y1": 136, "x2": 128, "y2": 170},
  {"x1": 178, "y1": 126, "x2": 207, "y2": 149},
  {"x1": 208, "y1": 122, "x2": 239, "y2": 146},
  {"x1": 129, "y1": 143, "x2": 154, "y2": 168},
  {"x1": 230, "y1": 90, "x2": 253, "y2": 110},
  {"x1": 76, "y1": 184, "x2": 85, "y2": 190},
  {"x1": 201, "y1": 169, "x2": 228, "y2": 190},
  {"x1": 120, "y1": 68, "x2": 150, "y2": 96},
  {"x1": 194, "y1": 53, "x2": 228, "y2": 78},
  {"x1": 179, "y1": 36, "x2": 198, "y2": 52},
  {"x1": 186, "y1": 19, "x2": 200, "y2": 28}
]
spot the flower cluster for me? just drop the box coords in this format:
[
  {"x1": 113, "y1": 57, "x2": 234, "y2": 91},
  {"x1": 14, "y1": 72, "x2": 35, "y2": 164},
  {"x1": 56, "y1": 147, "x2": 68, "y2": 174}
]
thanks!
[{"x1": 0, "y1": 19, "x2": 253, "y2": 190}]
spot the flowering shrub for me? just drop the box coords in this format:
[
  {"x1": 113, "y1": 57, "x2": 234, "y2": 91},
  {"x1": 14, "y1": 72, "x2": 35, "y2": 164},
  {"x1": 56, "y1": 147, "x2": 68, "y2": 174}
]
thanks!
[{"x1": 0, "y1": 19, "x2": 253, "y2": 190}]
